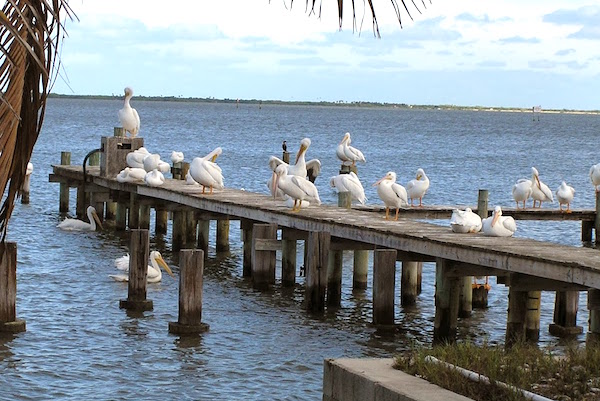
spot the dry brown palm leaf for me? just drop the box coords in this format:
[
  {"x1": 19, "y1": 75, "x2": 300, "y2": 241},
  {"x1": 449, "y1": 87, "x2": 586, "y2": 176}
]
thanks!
[{"x1": 0, "y1": 0, "x2": 74, "y2": 247}]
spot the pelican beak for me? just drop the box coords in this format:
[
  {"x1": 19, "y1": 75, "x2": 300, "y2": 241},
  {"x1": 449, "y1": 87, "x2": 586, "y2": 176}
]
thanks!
[
  {"x1": 295, "y1": 144, "x2": 307, "y2": 164},
  {"x1": 157, "y1": 256, "x2": 174, "y2": 278},
  {"x1": 491, "y1": 212, "x2": 500, "y2": 227},
  {"x1": 271, "y1": 172, "x2": 278, "y2": 199},
  {"x1": 92, "y1": 211, "x2": 103, "y2": 231},
  {"x1": 416, "y1": 174, "x2": 422, "y2": 180},
  {"x1": 535, "y1": 175, "x2": 541, "y2": 187},
  {"x1": 211, "y1": 154, "x2": 219, "y2": 162},
  {"x1": 373, "y1": 175, "x2": 387, "y2": 187}
]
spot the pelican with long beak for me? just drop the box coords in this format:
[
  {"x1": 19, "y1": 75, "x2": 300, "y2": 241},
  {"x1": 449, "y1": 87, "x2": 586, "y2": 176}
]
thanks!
[
  {"x1": 336, "y1": 132, "x2": 366, "y2": 166},
  {"x1": 189, "y1": 147, "x2": 224, "y2": 194},
  {"x1": 373, "y1": 171, "x2": 408, "y2": 220},
  {"x1": 556, "y1": 181, "x2": 575, "y2": 213},
  {"x1": 406, "y1": 168, "x2": 430, "y2": 207},
  {"x1": 110, "y1": 251, "x2": 174, "y2": 283},
  {"x1": 57, "y1": 205, "x2": 103, "y2": 231},
  {"x1": 118, "y1": 86, "x2": 140, "y2": 138},
  {"x1": 530, "y1": 167, "x2": 553, "y2": 208},
  {"x1": 269, "y1": 138, "x2": 321, "y2": 181},
  {"x1": 272, "y1": 163, "x2": 320, "y2": 212},
  {"x1": 482, "y1": 206, "x2": 516, "y2": 237}
]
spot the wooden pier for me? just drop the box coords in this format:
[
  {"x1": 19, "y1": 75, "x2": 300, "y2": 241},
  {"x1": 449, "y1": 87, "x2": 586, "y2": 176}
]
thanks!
[{"x1": 49, "y1": 145, "x2": 600, "y2": 345}]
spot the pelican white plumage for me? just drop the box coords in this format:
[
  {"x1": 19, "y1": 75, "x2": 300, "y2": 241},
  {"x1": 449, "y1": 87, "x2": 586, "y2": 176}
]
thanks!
[
  {"x1": 330, "y1": 172, "x2": 367, "y2": 205},
  {"x1": 185, "y1": 171, "x2": 199, "y2": 186},
  {"x1": 482, "y1": 206, "x2": 516, "y2": 237},
  {"x1": 450, "y1": 208, "x2": 482, "y2": 233},
  {"x1": 530, "y1": 167, "x2": 553, "y2": 207},
  {"x1": 171, "y1": 151, "x2": 184, "y2": 164},
  {"x1": 116, "y1": 167, "x2": 147, "y2": 183},
  {"x1": 590, "y1": 164, "x2": 600, "y2": 192},
  {"x1": 372, "y1": 171, "x2": 408, "y2": 220},
  {"x1": 57, "y1": 205, "x2": 103, "y2": 231},
  {"x1": 110, "y1": 251, "x2": 174, "y2": 283},
  {"x1": 126, "y1": 147, "x2": 149, "y2": 168},
  {"x1": 189, "y1": 147, "x2": 224, "y2": 194},
  {"x1": 118, "y1": 87, "x2": 140, "y2": 138},
  {"x1": 512, "y1": 178, "x2": 532, "y2": 209},
  {"x1": 272, "y1": 163, "x2": 321, "y2": 212},
  {"x1": 144, "y1": 169, "x2": 165, "y2": 187},
  {"x1": 142, "y1": 153, "x2": 161, "y2": 172},
  {"x1": 556, "y1": 181, "x2": 575, "y2": 213},
  {"x1": 269, "y1": 138, "x2": 321, "y2": 180},
  {"x1": 26, "y1": 162, "x2": 33, "y2": 176},
  {"x1": 406, "y1": 168, "x2": 430, "y2": 207},
  {"x1": 336, "y1": 132, "x2": 366, "y2": 166}
]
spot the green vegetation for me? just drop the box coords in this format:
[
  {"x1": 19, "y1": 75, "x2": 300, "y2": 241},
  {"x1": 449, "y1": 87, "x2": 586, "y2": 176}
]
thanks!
[{"x1": 395, "y1": 342, "x2": 600, "y2": 401}]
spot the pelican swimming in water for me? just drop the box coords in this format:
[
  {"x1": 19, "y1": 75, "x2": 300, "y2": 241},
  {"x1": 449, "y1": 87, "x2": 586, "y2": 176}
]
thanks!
[
  {"x1": 126, "y1": 147, "x2": 149, "y2": 169},
  {"x1": 512, "y1": 178, "x2": 532, "y2": 209},
  {"x1": 373, "y1": 171, "x2": 408, "y2": 220},
  {"x1": 482, "y1": 206, "x2": 516, "y2": 237},
  {"x1": 272, "y1": 163, "x2": 321, "y2": 212},
  {"x1": 336, "y1": 132, "x2": 366, "y2": 166},
  {"x1": 530, "y1": 167, "x2": 553, "y2": 208},
  {"x1": 57, "y1": 205, "x2": 103, "y2": 231},
  {"x1": 110, "y1": 251, "x2": 174, "y2": 283},
  {"x1": 450, "y1": 208, "x2": 482, "y2": 233},
  {"x1": 144, "y1": 169, "x2": 165, "y2": 187},
  {"x1": 406, "y1": 168, "x2": 430, "y2": 207},
  {"x1": 590, "y1": 163, "x2": 600, "y2": 192},
  {"x1": 116, "y1": 167, "x2": 147, "y2": 183},
  {"x1": 556, "y1": 181, "x2": 575, "y2": 213},
  {"x1": 330, "y1": 172, "x2": 367, "y2": 205},
  {"x1": 118, "y1": 87, "x2": 140, "y2": 138},
  {"x1": 171, "y1": 151, "x2": 184, "y2": 164},
  {"x1": 189, "y1": 147, "x2": 224, "y2": 194},
  {"x1": 269, "y1": 138, "x2": 321, "y2": 181}
]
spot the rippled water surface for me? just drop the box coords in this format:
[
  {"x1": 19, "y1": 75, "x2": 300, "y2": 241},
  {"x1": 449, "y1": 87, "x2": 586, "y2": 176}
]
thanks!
[{"x1": 2, "y1": 99, "x2": 600, "y2": 400}]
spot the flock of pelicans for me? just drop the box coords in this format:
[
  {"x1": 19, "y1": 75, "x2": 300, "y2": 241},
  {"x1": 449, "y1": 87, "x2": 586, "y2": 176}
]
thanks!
[{"x1": 54, "y1": 87, "x2": 600, "y2": 281}]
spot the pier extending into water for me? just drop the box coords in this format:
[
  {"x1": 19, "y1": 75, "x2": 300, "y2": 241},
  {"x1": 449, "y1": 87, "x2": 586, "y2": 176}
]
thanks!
[{"x1": 41, "y1": 135, "x2": 600, "y2": 345}]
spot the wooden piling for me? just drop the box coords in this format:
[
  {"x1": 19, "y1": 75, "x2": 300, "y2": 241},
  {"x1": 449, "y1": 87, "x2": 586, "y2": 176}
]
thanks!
[
  {"x1": 119, "y1": 229, "x2": 153, "y2": 311},
  {"x1": 197, "y1": 218, "x2": 210, "y2": 256},
  {"x1": 458, "y1": 277, "x2": 473, "y2": 318},
  {"x1": 169, "y1": 249, "x2": 210, "y2": 334},
  {"x1": 281, "y1": 229, "x2": 297, "y2": 287},
  {"x1": 76, "y1": 184, "x2": 87, "y2": 219},
  {"x1": 105, "y1": 201, "x2": 117, "y2": 221},
  {"x1": 525, "y1": 290, "x2": 542, "y2": 342},
  {"x1": 373, "y1": 249, "x2": 397, "y2": 326},
  {"x1": 582, "y1": 220, "x2": 594, "y2": 243},
  {"x1": 251, "y1": 224, "x2": 277, "y2": 289},
  {"x1": 139, "y1": 204, "x2": 151, "y2": 230},
  {"x1": 172, "y1": 161, "x2": 183, "y2": 180},
  {"x1": 596, "y1": 192, "x2": 600, "y2": 243},
  {"x1": 59, "y1": 151, "x2": 71, "y2": 212},
  {"x1": 216, "y1": 219, "x2": 230, "y2": 252},
  {"x1": 305, "y1": 231, "x2": 330, "y2": 312},
  {"x1": 352, "y1": 250, "x2": 369, "y2": 290},
  {"x1": 128, "y1": 194, "x2": 139, "y2": 229},
  {"x1": 587, "y1": 289, "x2": 600, "y2": 344},
  {"x1": 433, "y1": 259, "x2": 460, "y2": 344},
  {"x1": 155, "y1": 209, "x2": 168, "y2": 235},
  {"x1": 185, "y1": 211, "x2": 197, "y2": 246},
  {"x1": 338, "y1": 192, "x2": 352, "y2": 209},
  {"x1": 0, "y1": 243, "x2": 26, "y2": 333},
  {"x1": 172, "y1": 211, "x2": 185, "y2": 251},
  {"x1": 472, "y1": 284, "x2": 489, "y2": 309},
  {"x1": 327, "y1": 250, "x2": 343, "y2": 307},
  {"x1": 506, "y1": 286, "x2": 528, "y2": 347},
  {"x1": 549, "y1": 291, "x2": 582, "y2": 336},
  {"x1": 115, "y1": 202, "x2": 127, "y2": 231},
  {"x1": 401, "y1": 261, "x2": 419, "y2": 306},
  {"x1": 417, "y1": 262, "x2": 423, "y2": 294},
  {"x1": 114, "y1": 127, "x2": 126, "y2": 137},
  {"x1": 241, "y1": 219, "x2": 253, "y2": 277}
]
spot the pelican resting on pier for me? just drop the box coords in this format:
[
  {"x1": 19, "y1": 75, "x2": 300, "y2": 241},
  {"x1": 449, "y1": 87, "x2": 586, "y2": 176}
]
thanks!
[
  {"x1": 406, "y1": 168, "x2": 430, "y2": 207},
  {"x1": 57, "y1": 206, "x2": 103, "y2": 231},
  {"x1": 126, "y1": 147, "x2": 149, "y2": 169},
  {"x1": 336, "y1": 132, "x2": 366, "y2": 166},
  {"x1": 530, "y1": 167, "x2": 553, "y2": 208},
  {"x1": 512, "y1": 178, "x2": 532, "y2": 209},
  {"x1": 116, "y1": 167, "x2": 146, "y2": 183},
  {"x1": 482, "y1": 206, "x2": 516, "y2": 237},
  {"x1": 590, "y1": 163, "x2": 600, "y2": 192},
  {"x1": 556, "y1": 181, "x2": 575, "y2": 213},
  {"x1": 373, "y1": 171, "x2": 408, "y2": 220},
  {"x1": 118, "y1": 86, "x2": 140, "y2": 138},
  {"x1": 144, "y1": 169, "x2": 165, "y2": 187},
  {"x1": 450, "y1": 208, "x2": 482, "y2": 233},
  {"x1": 330, "y1": 172, "x2": 367, "y2": 205},
  {"x1": 110, "y1": 251, "x2": 174, "y2": 283},
  {"x1": 171, "y1": 151, "x2": 184, "y2": 164},
  {"x1": 272, "y1": 163, "x2": 320, "y2": 212},
  {"x1": 143, "y1": 153, "x2": 170, "y2": 173},
  {"x1": 269, "y1": 138, "x2": 321, "y2": 181},
  {"x1": 189, "y1": 147, "x2": 224, "y2": 194}
]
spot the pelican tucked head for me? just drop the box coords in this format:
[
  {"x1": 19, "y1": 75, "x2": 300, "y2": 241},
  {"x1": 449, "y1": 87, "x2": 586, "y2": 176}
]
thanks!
[
  {"x1": 151, "y1": 251, "x2": 174, "y2": 278},
  {"x1": 124, "y1": 86, "x2": 133, "y2": 97},
  {"x1": 416, "y1": 168, "x2": 425, "y2": 180},
  {"x1": 531, "y1": 167, "x2": 541, "y2": 186},
  {"x1": 340, "y1": 132, "x2": 351, "y2": 145},
  {"x1": 373, "y1": 171, "x2": 395, "y2": 186},
  {"x1": 491, "y1": 205, "x2": 502, "y2": 227},
  {"x1": 295, "y1": 138, "x2": 311, "y2": 164},
  {"x1": 209, "y1": 147, "x2": 222, "y2": 162}
]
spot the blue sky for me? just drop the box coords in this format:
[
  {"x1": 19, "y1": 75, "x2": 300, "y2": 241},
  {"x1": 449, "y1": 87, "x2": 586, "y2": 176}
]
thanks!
[{"x1": 53, "y1": 1, "x2": 600, "y2": 110}]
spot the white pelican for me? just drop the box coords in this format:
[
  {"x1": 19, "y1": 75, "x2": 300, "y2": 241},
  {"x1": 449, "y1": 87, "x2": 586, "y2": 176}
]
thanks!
[
  {"x1": 330, "y1": 172, "x2": 367, "y2": 205},
  {"x1": 556, "y1": 181, "x2": 575, "y2": 213},
  {"x1": 530, "y1": 167, "x2": 553, "y2": 208},
  {"x1": 373, "y1": 171, "x2": 408, "y2": 220},
  {"x1": 406, "y1": 168, "x2": 430, "y2": 207},
  {"x1": 185, "y1": 171, "x2": 199, "y2": 186},
  {"x1": 590, "y1": 163, "x2": 600, "y2": 192},
  {"x1": 26, "y1": 162, "x2": 33, "y2": 176},
  {"x1": 269, "y1": 138, "x2": 321, "y2": 180},
  {"x1": 57, "y1": 205, "x2": 103, "y2": 231},
  {"x1": 272, "y1": 163, "x2": 321, "y2": 212},
  {"x1": 110, "y1": 251, "x2": 174, "y2": 283},
  {"x1": 450, "y1": 208, "x2": 482, "y2": 233},
  {"x1": 189, "y1": 147, "x2": 224, "y2": 194},
  {"x1": 126, "y1": 147, "x2": 149, "y2": 169},
  {"x1": 482, "y1": 206, "x2": 516, "y2": 237},
  {"x1": 117, "y1": 167, "x2": 146, "y2": 183},
  {"x1": 336, "y1": 132, "x2": 366, "y2": 166},
  {"x1": 144, "y1": 169, "x2": 165, "y2": 187},
  {"x1": 512, "y1": 178, "x2": 532, "y2": 209},
  {"x1": 142, "y1": 153, "x2": 162, "y2": 172},
  {"x1": 118, "y1": 87, "x2": 140, "y2": 138},
  {"x1": 171, "y1": 151, "x2": 184, "y2": 164}
]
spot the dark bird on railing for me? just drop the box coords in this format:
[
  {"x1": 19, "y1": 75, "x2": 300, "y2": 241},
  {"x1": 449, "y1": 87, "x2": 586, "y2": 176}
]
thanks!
[{"x1": 282, "y1": 140, "x2": 287, "y2": 152}]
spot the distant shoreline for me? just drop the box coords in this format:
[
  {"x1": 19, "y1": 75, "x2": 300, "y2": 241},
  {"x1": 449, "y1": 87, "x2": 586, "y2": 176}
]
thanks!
[{"x1": 48, "y1": 93, "x2": 600, "y2": 115}]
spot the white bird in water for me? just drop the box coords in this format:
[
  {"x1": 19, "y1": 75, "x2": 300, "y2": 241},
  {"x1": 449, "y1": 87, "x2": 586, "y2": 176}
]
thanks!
[
  {"x1": 57, "y1": 205, "x2": 103, "y2": 231},
  {"x1": 556, "y1": 181, "x2": 575, "y2": 213},
  {"x1": 482, "y1": 206, "x2": 516, "y2": 237},
  {"x1": 269, "y1": 138, "x2": 321, "y2": 180},
  {"x1": 373, "y1": 171, "x2": 408, "y2": 220},
  {"x1": 336, "y1": 132, "x2": 366, "y2": 166},
  {"x1": 126, "y1": 147, "x2": 149, "y2": 169},
  {"x1": 590, "y1": 163, "x2": 600, "y2": 192},
  {"x1": 406, "y1": 168, "x2": 430, "y2": 207},
  {"x1": 170, "y1": 151, "x2": 184, "y2": 164},
  {"x1": 116, "y1": 167, "x2": 147, "y2": 183},
  {"x1": 450, "y1": 208, "x2": 482, "y2": 233},
  {"x1": 110, "y1": 251, "x2": 174, "y2": 283},
  {"x1": 512, "y1": 178, "x2": 532, "y2": 209},
  {"x1": 118, "y1": 86, "x2": 140, "y2": 138},
  {"x1": 330, "y1": 172, "x2": 367, "y2": 205},
  {"x1": 144, "y1": 169, "x2": 165, "y2": 187},
  {"x1": 530, "y1": 167, "x2": 553, "y2": 208},
  {"x1": 189, "y1": 147, "x2": 224, "y2": 194},
  {"x1": 272, "y1": 163, "x2": 321, "y2": 212}
]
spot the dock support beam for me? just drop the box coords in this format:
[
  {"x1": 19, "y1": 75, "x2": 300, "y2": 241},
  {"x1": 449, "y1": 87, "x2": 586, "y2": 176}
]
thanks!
[
  {"x1": 549, "y1": 291, "x2": 582, "y2": 336},
  {"x1": 458, "y1": 277, "x2": 473, "y2": 318},
  {"x1": 525, "y1": 290, "x2": 542, "y2": 342},
  {"x1": 172, "y1": 211, "x2": 185, "y2": 251},
  {"x1": 373, "y1": 249, "x2": 397, "y2": 326},
  {"x1": 185, "y1": 211, "x2": 197, "y2": 247},
  {"x1": 59, "y1": 151, "x2": 71, "y2": 212},
  {"x1": 0, "y1": 243, "x2": 26, "y2": 333},
  {"x1": 119, "y1": 229, "x2": 153, "y2": 311},
  {"x1": 401, "y1": 261, "x2": 419, "y2": 306},
  {"x1": 197, "y1": 218, "x2": 210, "y2": 256},
  {"x1": 216, "y1": 219, "x2": 230, "y2": 252},
  {"x1": 128, "y1": 194, "x2": 139, "y2": 229},
  {"x1": 305, "y1": 231, "x2": 330, "y2": 312},
  {"x1": 352, "y1": 251, "x2": 369, "y2": 290},
  {"x1": 281, "y1": 229, "x2": 297, "y2": 287},
  {"x1": 155, "y1": 209, "x2": 168, "y2": 235},
  {"x1": 115, "y1": 202, "x2": 127, "y2": 231},
  {"x1": 327, "y1": 249, "x2": 343, "y2": 307},
  {"x1": 251, "y1": 224, "x2": 277, "y2": 289},
  {"x1": 241, "y1": 219, "x2": 253, "y2": 277},
  {"x1": 139, "y1": 204, "x2": 151, "y2": 230},
  {"x1": 587, "y1": 289, "x2": 600, "y2": 344},
  {"x1": 433, "y1": 259, "x2": 460, "y2": 344},
  {"x1": 506, "y1": 286, "x2": 528, "y2": 347}
]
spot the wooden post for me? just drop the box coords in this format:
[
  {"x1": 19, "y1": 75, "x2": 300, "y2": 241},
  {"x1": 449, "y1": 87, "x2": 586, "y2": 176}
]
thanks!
[
  {"x1": 128, "y1": 194, "x2": 139, "y2": 229},
  {"x1": 119, "y1": 229, "x2": 153, "y2": 311},
  {"x1": 472, "y1": 284, "x2": 489, "y2": 308},
  {"x1": 251, "y1": 224, "x2": 277, "y2": 289},
  {"x1": 417, "y1": 262, "x2": 423, "y2": 294},
  {"x1": 241, "y1": 219, "x2": 253, "y2": 277},
  {"x1": 105, "y1": 201, "x2": 117, "y2": 221},
  {"x1": 352, "y1": 250, "x2": 369, "y2": 290},
  {"x1": 76, "y1": 184, "x2": 87, "y2": 219},
  {"x1": 595, "y1": 192, "x2": 600, "y2": 244},
  {"x1": 185, "y1": 211, "x2": 197, "y2": 246},
  {"x1": 525, "y1": 290, "x2": 542, "y2": 342},
  {"x1": 216, "y1": 218, "x2": 230, "y2": 252},
  {"x1": 172, "y1": 161, "x2": 182, "y2": 180},
  {"x1": 506, "y1": 286, "x2": 528, "y2": 347},
  {"x1": 373, "y1": 249, "x2": 397, "y2": 325},
  {"x1": 549, "y1": 291, "x2": 582, "y2": 336},
  {"x1": 401, "y1": 261, "x2": 419, "y2": 306},
  {"x1": 169, "y1": 249, "x2": 210, "y2": 334},
  {"x1": 172, "y1": 211, "x2": 185, "y2": 252},
  {"x1": 0, "y1": 243, "x2": 26, "y2": 333},
  {"x1": 587, "y1": 289, "x2": 600, "y2": 344},
  {"x1": 305, "y1": 231, "x2": 330, "y2": 312},
  {"x1": 155, "y1": 209, "x2": 168, "y2": 235},
  {"x1": 139, "y1": 204, "x2": 151, "y2": 230},
  {"x1": 88, "y1": 152, "x2": 100, "y2": 167},
  {"x1": 116, "y1": 202, "x2": 127, "y2": 231},
  {"x1": 114, "y1": 127, "x2": 126, "y2": 137},
  {"x1": 327, "y1": 250, "x2": 343, "y2": 307},
  {"x1": 282, "y1": 151, "x2": 290, "y2": 164},
  {"x1": 433, "y1": 258, "x2": 460, "y2": 344},
  {"x1": 338, "y1": 192, "x2": 351, "y2": 208},
  {"x1": 458, "y1": 277, "x2": 473, "y2": 318},
  {"x1": 582, "y1": 220, "x2": 593, "y2": 243},
  {"x1": 281, "y1": 229, "x2": 297, "y2": 287},
  {"x1": 197, "y1": 218, "x2": 210, "y2": 256},
  {"x1": 59, "y1": 151, "x2": 71, "y2": 212}
]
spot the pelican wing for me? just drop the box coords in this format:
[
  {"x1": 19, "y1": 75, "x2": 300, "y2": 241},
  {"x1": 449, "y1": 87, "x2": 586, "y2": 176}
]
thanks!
[
  {"x1": 502, "y1": 216, "x2": 517, "y2": 233},
  {"x1": 290, "y1": 175, "x2": 320, "y2": 204},
  {"x1": 268, "y1": 156, "x2": 286, "y2": 172},
  {"x1": 391, "y1": 183, "x2": 408, "y2": 206},
  {"x1": 306, "y1": 159, "x2": 321, "y2": 179}
]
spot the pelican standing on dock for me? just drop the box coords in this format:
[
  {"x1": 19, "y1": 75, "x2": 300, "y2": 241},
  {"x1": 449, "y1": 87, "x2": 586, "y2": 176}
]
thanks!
[
  {"x1": 118, "y1": 87, "x2": 140, "y2": 138},
  {"x1": 57, "y1": 206, "x2": 103, "y2": 231},
  {"x1": 272, "y1": 163, "x2": 320, "y2": 212},
  {"x1": 269, "y1": 138, "x2": 321, "y2": 180},
  {"x1": 406, "y1": 168, "x2": 430, "y2": 207},
  {"x1": 189, "y1": 147, "x2": 224, "y2": 194},
  {"x1": 590, "y1": 163, "x2": 600, "y2": 192},
  {"x1": 110, "y1": 251, "x2": 174, "y2": 283},
  {"x1": 373, "y1": 171, "x2": 408, "y2": 220},
  {"x1": 512, "y1": 178, "x2": 532, "y2": 209},
  {"x1": 556, "y1": 181, "x2": 575, "y2": 213},
  {"x1": 330, "y1": 172, "x2": 367, "y2": 205},
  {"x1": 482, "y1": 206, "x2": 516, "y2": 237},
  {"x1": 450, "y1": 208, "x2": 482, "y2": 233},
  {"x1": 530, "y1": 167, "x2": 553, "y2": 208},
  {"x1": 336, "y1": 132, "x2": 366, "y2": 166}
]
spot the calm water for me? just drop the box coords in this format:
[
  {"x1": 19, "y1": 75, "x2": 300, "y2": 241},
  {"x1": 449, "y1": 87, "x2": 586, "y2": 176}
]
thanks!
[{"x1": 2, "y1": 99, "x2": 600, "y2": 400}]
